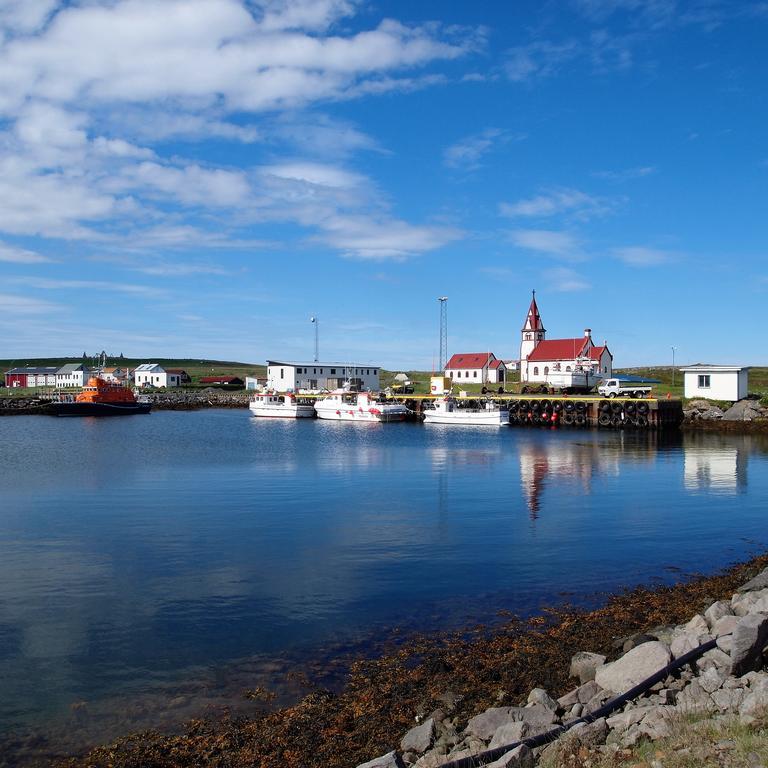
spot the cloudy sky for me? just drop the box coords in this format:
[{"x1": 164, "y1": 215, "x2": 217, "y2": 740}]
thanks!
[{"x1": 1, "y1": 0, "x2": 766, "y2": 367}]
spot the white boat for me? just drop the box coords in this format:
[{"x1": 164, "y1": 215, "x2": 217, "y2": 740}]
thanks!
[
  {"x1": 423, "y1": 397, "x2": 509, "y2": 426},
  {"x1": 249, "y1": 392, "x2": 315, "y2": 418},
  {"x1": 314, "y1": 390, "x2": 407, "y2": 422}
]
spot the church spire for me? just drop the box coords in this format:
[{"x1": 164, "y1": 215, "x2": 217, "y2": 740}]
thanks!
[{"x1": 521, "y1": 290, "x2": 545, "y2": 332}]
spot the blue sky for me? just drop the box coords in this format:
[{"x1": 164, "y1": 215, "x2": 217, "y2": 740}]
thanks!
[{"x1": 0, "y1": 0, "x2": 766, "y2": 368}]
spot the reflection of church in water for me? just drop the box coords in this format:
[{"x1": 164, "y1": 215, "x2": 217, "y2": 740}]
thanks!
[{"x1": 518, "y1": 439, "x2": 622, "y2": 519}]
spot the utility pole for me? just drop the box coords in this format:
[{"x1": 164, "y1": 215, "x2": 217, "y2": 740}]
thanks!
[
  {"x1": 438, "y1": 297, "x2": 448, "y2": 372},
  {"x1": 311, "y1": 316, "x2": 319, "y2": 362}
]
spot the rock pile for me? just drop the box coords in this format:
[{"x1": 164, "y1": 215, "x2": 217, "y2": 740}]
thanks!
[
  {"x1": 684, "y1": 398, "x2": 767, "y2": 422},
  {"x1": 357, "y1": 568, "x2": 768, "y2": 768},
  {"x1": 0, "y1": 396, "x2": 53, "y2": 415}
]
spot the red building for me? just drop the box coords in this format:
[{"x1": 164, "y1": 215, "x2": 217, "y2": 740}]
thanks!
[{"x1": 5, "y1": 367, "x2": 59, "y2": 388}]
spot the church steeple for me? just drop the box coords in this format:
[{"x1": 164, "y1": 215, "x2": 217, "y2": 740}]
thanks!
[
  {"x1": 520, "y1": 290, "x2": 546, "y2": 364},
  {"x1": 521, "y1": 290, "x2": 545, "y2": 333}
]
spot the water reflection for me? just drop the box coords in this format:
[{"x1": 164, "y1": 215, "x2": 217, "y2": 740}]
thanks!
[{"x1": 683, "y1": 433, "x2": 750, "y2": 494}]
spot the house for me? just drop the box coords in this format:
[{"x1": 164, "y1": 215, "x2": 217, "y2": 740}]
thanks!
[
  {"x1": 444, "y1": 353, "x2": 506, "y2": 385},
  {"x1": 56, "y1": 363, "x2": 90, "y2": 388},
  {"x1": 245, "y1": 376, "x2": 267, "y2": 391},
  {"x1": 133, "y1": 363, "x2": 181, "y2": 388},
  {"x1": 166, "y1": 368, "x2": 191, "y2": 384},
  {"x1": 266, "y1": 361, "x2": 380, "y2": 392},
  {"x1": 4, "y1": 366, "x2": 58, "y2": 387},
  {"x1": 519, "y1": 292, "x2": 613, "y2": 384},
  {"x1": 503, "y1": 360, "x2": 520, "y2": 373},
  {"x1": 680, "y1": 364, "x2": 750, "y2": 402},
  {"x1": 199, "y1": 376, "x2": 245, "y2": 387},
  {"x1": 101, "y1": 367, "x2": 128, "y2": 383}
]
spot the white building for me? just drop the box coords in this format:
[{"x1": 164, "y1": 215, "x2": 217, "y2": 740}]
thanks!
[
  {"x1": 519, "y1": 292, "x2": 613, "y2": 383},
  {"x1": 445, "y1": 353, "x2": 506, "y2": 385},
  {"x1": 133, "y1": 363, "x2": 181, "y2": 388},
  {"x1": 266, "y1": 361, "x2": 380, "y2": 392},
  {"x1": 101, "y1": 367, "x2": 128, "y2": 383},
  {"x1": 56, "y1": 363, "x2": 90, "y2": 388},
  {"x1": 680, "y1": 365, "x2": 749, "y2": 402}
]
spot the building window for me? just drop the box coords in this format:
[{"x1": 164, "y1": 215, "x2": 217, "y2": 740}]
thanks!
[
  {"x1": 566, "y1": 366, "x2": 571, "y2": 372},
  {"x1": 473, "y1": 371, "x2": 478, "y2": 378},
  {"x1": 544, "y1": 366, "x2": 549, "y2": 375},
  {"x1": 280, "y1": 368, "x2": 284, "y2": 379},
  {"x1": 374, "y1": 369, "x2": 377, "y2": 375},
  {"x1": 331, "y1": 368, "x2": 336, "y2": 374},
  {"x1": 698, "y1": 374, "x2": 711, "y2": 388},
  {"x1": 533, "y1": 367, "x2": 539, "y2": 376}
]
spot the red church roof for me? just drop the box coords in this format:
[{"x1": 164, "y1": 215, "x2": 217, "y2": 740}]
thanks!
[
  {"x1": 445, "y1": 353, "x2": 496, "y2": 370},
  {"x1": 527, "y1": 340, "x2": 613, "y2": 363},
  {"x1": 526, "y1": 338, "x2": 588, "y2": 362},
  {"x1": 521, "y1": 292, "x2": 545, "y2": 332}
]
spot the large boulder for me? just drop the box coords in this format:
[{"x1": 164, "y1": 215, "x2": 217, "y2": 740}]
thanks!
[
  {"x1": 356, "y1": 751, "x2": 406, "y2": 768},
  {"x1": 485, "y1": 744, "x2": 534, "y2": 768},
  {"x1": 738, "y1": 569, "x2": 768, "y2": 593},
  {"x1": 730, "y1": 613, "x2": 768, "y2": 676},
  {"x1": 594, "y1": 641, "x2": 672, "y2": 694},
  {"x1": 401, "y1": 718, "x2": 435, "y2": 754},
  {"x1": 722, "y1": 400, "x2": 766, "y2": 422},
  {"x1": 569, "y1": 651, "x2": 606, "y2": 684}
]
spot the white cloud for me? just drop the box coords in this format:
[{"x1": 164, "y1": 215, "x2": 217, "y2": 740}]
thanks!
[
  {"x1": 444, "y1": 128, "x2": 520, "y2": 170},
  {"x1": 7, "y1": 276, "x2": 165, "y2": 296},
  {"x1": 0, "y1": 2, "x2": 471, "y2": 115},
  {"x1": 261, "y1": 161, "x2": 367, "y2": 190},
  {"x1": 0, "y1": 292, "x2": 62, "y2": 313},
  {"x1": 500, "y1": 187, "x2": 614, "y2": 220},
  {"x1": 0, "y1": 0, "x2": 57, "y2": 36},
  {"x1": 546, "y1": 266, "x2": 590, "y2": 292},
  {"x1": 612, "y1": 246, "x2": 672, "y2": 266},
  {"x1": 509, "y1": 229, "x2": 580, "y2": 257},
  {"x1": 0, "y1": 242, "x2": 54, "y2": 263},
  {"x1": 112, "y1": 162, "x2": 252, "y2": 207},
  {"x1": 318, "y1": 214, "x2": 461, "y2": 260}
]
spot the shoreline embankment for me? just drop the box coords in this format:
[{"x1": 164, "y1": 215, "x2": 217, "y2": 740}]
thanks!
[{"x1": 50, "y1": 550, "x2": 768, "y2": 768}]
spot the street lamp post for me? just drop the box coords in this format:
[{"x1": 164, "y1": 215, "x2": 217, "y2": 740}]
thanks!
[
  {"x1": 311, "y1": 317, "x2": 319, "y2": 362},
  {"x1": 671, "y1": 346, "x2": 676, "y2": 387}
]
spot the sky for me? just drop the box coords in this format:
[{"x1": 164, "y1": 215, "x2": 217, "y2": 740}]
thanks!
[{"x1": 0, "y1": 0, "x2": 766, "y2": 369}]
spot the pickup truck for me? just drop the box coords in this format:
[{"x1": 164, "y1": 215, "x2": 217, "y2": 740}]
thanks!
[{"x1": 597, "y1": 379, "x2": 652, "y2": 398}]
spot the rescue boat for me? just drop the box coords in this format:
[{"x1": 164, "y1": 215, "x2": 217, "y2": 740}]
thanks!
[{"x1": 50, "y1": 376, "x2": 152, "y2": 417}]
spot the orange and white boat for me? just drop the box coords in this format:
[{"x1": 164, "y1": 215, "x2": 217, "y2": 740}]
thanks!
[{"x1": 50, "y1": 376, "x2": 152, "y2": 417}]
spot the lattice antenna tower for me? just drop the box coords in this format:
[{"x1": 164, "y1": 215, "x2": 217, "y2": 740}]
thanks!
[{"x1": 438, "y1": 297, "x2": 448, "y2": 372}]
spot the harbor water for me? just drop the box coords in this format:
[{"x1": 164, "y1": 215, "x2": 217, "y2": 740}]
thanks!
[{"x1": 1, "y1": 411, "x2": 767, "y2": 760}]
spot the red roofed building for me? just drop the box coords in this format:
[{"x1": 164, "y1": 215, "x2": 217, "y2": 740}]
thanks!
[
  {"x1": 445, "y1": 352, "x2": 506, "y2": 385},
  {"x1": 519, "y1": 292, "x2": 613, "y2": 383}
]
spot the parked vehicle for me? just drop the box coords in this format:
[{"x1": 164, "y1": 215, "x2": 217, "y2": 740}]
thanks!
[{"x1": 597, "y1": 378, "x2": 652, "y2": 399}]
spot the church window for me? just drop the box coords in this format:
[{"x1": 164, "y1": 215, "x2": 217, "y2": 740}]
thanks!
[
  {"x1": 533, "y1": 367, "x2": 539, "y2": 376},
  {"x1": 566, "y1": 366, "x2": 572, "y2": 372},
  {"x1": 544, "y1": 366, "x2": 549, "y2": 375}
]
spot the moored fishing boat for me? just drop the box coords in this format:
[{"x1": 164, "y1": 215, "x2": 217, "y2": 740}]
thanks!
[
  {"x1": 423, "y1": 396, "x2": 509, "y2": 426},
  {"x1": 249, "y1": 391, "x2": 315, "y2": 418},
  {"x1": 50, "y1": 376, "x2": 152, "y2": 416},
  {"x1": 314, "y1": 390, "x2": 407, "y2": 422}
]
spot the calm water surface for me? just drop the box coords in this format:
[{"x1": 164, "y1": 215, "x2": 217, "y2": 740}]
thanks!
[{"x1": 1, "y1": 411, "x2": 767, "y2": 757}]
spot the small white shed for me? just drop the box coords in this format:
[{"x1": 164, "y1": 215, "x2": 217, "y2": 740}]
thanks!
[{"x1": 680, "y1": 364, "x2": 750, "y2": 402}]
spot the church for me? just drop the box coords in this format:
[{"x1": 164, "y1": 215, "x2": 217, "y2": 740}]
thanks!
[{"x1": 519, "y1": 292, "x2": 613, "y2": 384}]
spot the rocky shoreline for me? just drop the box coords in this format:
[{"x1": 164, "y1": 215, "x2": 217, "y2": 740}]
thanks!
[
  {"x1": 359, "y1": 567, "x2": 768, "y2": 768},
  {"x1": 0, "y1": 389, "x2": 251, "y2": 415},
  {"x1": 54, "y1": 552, "x2": 768, "y2": 768}
]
